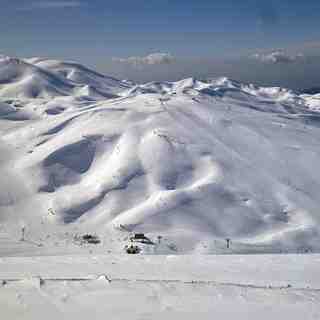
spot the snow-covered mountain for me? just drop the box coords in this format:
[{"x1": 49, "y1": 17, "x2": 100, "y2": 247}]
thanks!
[
  {"x1": 300, "y1": 93, "x2": 320, "y2": 112},
  {"x1": 0, "y1": 56, "x2": 76, "y2": 99},
  {"x1": 0, "y1": 56, "x2": 130, "y2": 100},
  {"x1": 25, "y1": 57, "x2": 130, "y2": 98},
  {"x1": 1, "y1": 55, "x2": 320, "y2": 254}
]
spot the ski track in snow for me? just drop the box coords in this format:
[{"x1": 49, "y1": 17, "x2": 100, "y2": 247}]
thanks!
[{"x1": 2, "y1": 277, "x2": 320, "y2": 292}]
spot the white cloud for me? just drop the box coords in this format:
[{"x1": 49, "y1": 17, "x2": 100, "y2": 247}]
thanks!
[
  {"x1": 19, "y1": 1, "x2": 83, "y2": 10},
  {"x1": 252, "y1": 50, "x2": 304, "y2": 64},
  {"x1": 113, "y1": 53, "x2": 175, "y2": 67}
]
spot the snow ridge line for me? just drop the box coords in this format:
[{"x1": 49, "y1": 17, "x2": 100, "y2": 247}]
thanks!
[{"x1": 1, "y1": 276, "x2": 319, "y2": 292}]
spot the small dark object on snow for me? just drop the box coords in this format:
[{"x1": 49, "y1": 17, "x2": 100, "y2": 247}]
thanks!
[
  {"x1": 81, "y1": 234, "x2": 101, "y2": 244},
  {"x1": 130, "y1": 233, "x2": 154, "y2": 244},
  {"x1": 133, "y1": 233, "x2": 146, "y2": 240},
  {"x1": 126, "y1": 244, "x2": 140, "y2": 254},
  {"x1": 20, "y1": 226, "x2": 25, "y2": 242}
]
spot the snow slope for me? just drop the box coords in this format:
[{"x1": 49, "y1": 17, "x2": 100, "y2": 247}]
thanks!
[
  {"x1": 1, "y1": 55, "x2": 320, "y2": 254},
  {"x1": 301, "y1": 93, "x2": 320, "y2": 112},
  {"x1": 0, "y1": 254, "x2": 320, "y2": 320},
  {"x1": 0, "y1": 56, "x2": 130, "y2": 100},
  {"x1": 25, "y1": 57, "x2": 131, "y2": 97}
]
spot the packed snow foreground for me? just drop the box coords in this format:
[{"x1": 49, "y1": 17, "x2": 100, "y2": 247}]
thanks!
[
  {"x1": 1, "y1": 254, "x2": 320, "y2": 320},
  {"x1": 1, "y1": 55, "x2": 320, "y2": 319}
]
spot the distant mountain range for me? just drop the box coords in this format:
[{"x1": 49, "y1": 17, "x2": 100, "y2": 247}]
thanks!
[{"x1": 301, "y1": 87, "x2": 320, "y2": 95}]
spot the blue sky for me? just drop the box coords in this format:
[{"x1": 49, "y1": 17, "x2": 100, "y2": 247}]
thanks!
[{"x1": 1, "y1": 0, "x2": 320, "y2": 88}]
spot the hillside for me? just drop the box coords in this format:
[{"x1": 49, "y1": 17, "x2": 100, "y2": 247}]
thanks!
[
  {"x1": 0, "y1": 56, "x2": 130, "y2": 100},
  {"x1": 25, "y1": 57, "x2": 130, "y2": 97},
  {"x1": 1, "y1": 56, "x2": 320, "y2": 254}
]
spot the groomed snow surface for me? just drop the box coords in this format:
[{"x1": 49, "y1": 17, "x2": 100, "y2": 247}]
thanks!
[
  {"x1": 1, "y1": 55, "x2": 320, "y2": 318},
  {"x1": 1, "y1": 254, "x2": 320, "y2": 320}
]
